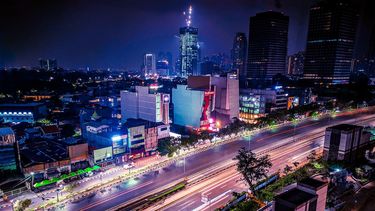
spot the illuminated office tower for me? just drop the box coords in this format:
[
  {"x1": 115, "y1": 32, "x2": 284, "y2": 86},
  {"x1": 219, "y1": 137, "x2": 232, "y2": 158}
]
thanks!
[
  {"x1": 143, "y1": 53, "x2": 156, "y2": 75},
  {"x1": 247, "y1": 11, "x2": 289, "y2": 81},
  {"x1": 179, "y1": 6, "x2": 199, "y2": 77},
  {"x1": 231, "y1": 32, "x2": 247, "y2": 79},
  {"x1": 303, "y1": 0, "x2": 358, "y2": 84}
]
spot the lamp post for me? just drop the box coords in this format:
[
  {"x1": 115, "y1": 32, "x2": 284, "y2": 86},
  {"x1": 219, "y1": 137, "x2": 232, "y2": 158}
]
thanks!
[
  {"x1": 30, "y1": 172, "x2": 34, "y2": 189},
  {"x1": 56, "y1": 184, "x2": 63, "y2": 202},
  {"x1": 183, "y1": 156, "x2": 186, "y2": 174}
]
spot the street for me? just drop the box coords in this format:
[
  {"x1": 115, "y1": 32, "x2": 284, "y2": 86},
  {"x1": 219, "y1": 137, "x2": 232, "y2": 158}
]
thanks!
[
  {"x1": 68, "y1": 110, "x2": 375, "y2": 211},
  {"x1": 2, "y1": 109, "x2": 374, "y2": 211}
]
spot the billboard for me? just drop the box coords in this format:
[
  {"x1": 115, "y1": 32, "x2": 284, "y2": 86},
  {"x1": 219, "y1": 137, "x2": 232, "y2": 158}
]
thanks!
[
  {"x1": 93, "y1": 146, "x2": 113, "y2": 163},
  {"x1": 68, "y1": 143, "x2": 88, "y2": 159}
]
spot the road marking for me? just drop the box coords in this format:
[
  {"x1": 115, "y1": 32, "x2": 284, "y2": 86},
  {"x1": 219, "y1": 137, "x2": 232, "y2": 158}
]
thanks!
[
  {"x1": 178, "y1": 199, "x2": 195, "y2": 207},
  {"x1": 193, "y1": 189, "x2": 232, "y2": 211},
  {"x1": 220, "y1": 184, "x2": 227, "y2": 189},
  {"x1": 255, "y1": 121, "x2": 320, "y2": 143},
  {"x1": 79, "y1": 180, "x2": 153, "y2": 211},
  {"x1": 200, "y1": 173, "x2": 240, "y2": 195},
  {"x1": 178, "y1": 200, "x2": 197, "y2": 210}
]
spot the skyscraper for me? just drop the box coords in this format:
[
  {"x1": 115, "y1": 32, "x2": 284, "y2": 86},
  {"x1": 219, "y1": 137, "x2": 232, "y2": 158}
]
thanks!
[
  {"x1": 143, "y1": 53, "x2": 156, "y2": 75},
  {"x1": 179, "y1": 6, "x2": 199, "y2": 77},
  {"x1": 231, "y1": 32, "x2": 247, "y2": 80},
  {"x1": 303, "y1": 0, "x2": 358, "y2": 84},
  {"x1": 287, "y1": 51, "x2": 305, "y2": 76},
  {"x1": 39, "y1": 58, "x2": 57, "y2": 70},
  {"x1": 247, "y1": 11, "x2": 289, "y2": 82}
]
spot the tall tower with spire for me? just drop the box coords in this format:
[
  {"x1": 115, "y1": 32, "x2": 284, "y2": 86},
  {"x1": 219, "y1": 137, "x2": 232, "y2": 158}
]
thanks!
[{"x1": 179, "y1": 5, "x2": 199, "y2": 77}]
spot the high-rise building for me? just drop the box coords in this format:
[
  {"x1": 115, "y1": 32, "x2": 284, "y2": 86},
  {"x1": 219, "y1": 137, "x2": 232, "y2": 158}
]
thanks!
[
  {"x1": 39, "y1": 59, "x2": 57, "y2": 70},
  {"x1": 199, "y1": 60, "x2": 222, "y2": 76},
  {"x1": 157, "y1": 52, "x2": 173, "y2": 76},
  {"x1": 287, "y1": 51, "x2": 305, "y2": 76},
  {"x1": 156, "y1": 60, "x2": 169, "y2": 76},
  {"x1": 324, "y1": 124, "x2": 371, "y2": 162},
  {"x1": 143, "y1": 53, "x2": 156, "y2": 75},
  {"x1": 350, "y1": 57, "x2": 375, "y2": 76},
  {"x1": 211, "y1": 74, "x2": 239, "y2": 126},
  {"x1": 231, "y1": 32, "x2": 247, "y2": 80},
  {"x1": 303, "y1": 0, "x2": 358, "y2": 84},
  {"x1": 247, "y1": 11, "x2": 289, "y2": 81},
  {"x1": 121, "y1": 86, "x2": 170, "y2": 124},
  {"x1": 179, "y1": 6, "x2": 199, "y2": 77}
]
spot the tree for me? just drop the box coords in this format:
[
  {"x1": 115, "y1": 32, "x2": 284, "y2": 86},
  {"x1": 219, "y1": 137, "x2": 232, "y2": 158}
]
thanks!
[
  {"x1": 292, "y1": 161, "x2": 300, "y2": 168},
  {"x1": 283, "y1": 165, "x2": 292, "y2": 175},
  {"x1": 307, "y1": 150, "x2": 317, "y2": 163},
  {"x1": 232, "y1": 199, "x2": 260, "y2": 211},
  {"x1": 157, "y1": 138, "x2": 178, "y2": 157},
  {"x1": 21, "y1": 199, "x2": 31, "y2": 208},
  {"x1": 234, "y1": 147, "x2": 272, "y2": 192}
]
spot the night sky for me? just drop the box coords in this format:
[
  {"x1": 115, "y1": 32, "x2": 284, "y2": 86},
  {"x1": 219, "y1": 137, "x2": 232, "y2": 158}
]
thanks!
[{"x1": 0, "y1": 0, "x2": 374, "y2": 70}]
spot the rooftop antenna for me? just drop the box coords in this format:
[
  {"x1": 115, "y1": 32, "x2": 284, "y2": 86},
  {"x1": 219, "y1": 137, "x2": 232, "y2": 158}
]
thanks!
[{"x1": 183, "y1": 5, "x2": 193, "y2": 27}]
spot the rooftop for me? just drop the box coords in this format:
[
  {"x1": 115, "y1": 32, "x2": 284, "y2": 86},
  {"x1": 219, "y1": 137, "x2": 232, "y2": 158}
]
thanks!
[
  {"x1": 327, "y1": 124, "x2": 363, "y2": 131},
  {"x1": 40, "y1": 125, "x2": 60, "y2": 134},
  {"x1": 20, "y1": 139, "x2": 69, "y2": 168},
  {"x1": 0, "y1": 127, "x2": 14, "y2": 136},
  {"x1": 299, "y1": 178, "x2": 327, "y2": 190},
  {"x1": 124, "y1": 118, "x2": 163, "y2": 129},
  {"x1": 275, "y1": 188, "x2": 317, "y2": 207},
  {"x1": 0, "y1": 102, "x2": 44, "y2": 107}
]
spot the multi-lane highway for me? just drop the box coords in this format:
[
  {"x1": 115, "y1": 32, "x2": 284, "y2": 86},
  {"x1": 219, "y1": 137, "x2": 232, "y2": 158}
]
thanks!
[
  {"x1": 60, "y1": 109, "x2": 375, "y2": 211},
  {"x1": 2, "y1": 109, "x2": 373, "y2": 211}
]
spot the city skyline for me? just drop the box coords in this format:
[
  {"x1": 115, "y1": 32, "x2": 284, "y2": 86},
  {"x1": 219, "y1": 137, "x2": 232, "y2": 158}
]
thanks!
[
  {"x1": 2, "y1": 1, "x2": 375, "y2": 210},
  {"x1": 1, "y1": 0, "x2": 373, "y2": 70}
]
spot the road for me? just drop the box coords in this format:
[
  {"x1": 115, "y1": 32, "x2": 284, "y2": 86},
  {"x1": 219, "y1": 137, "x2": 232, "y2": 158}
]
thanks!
[
  {"x1": 156, "y1": 112, "x2": 375, "y2": 211},
  {"x1": 62, "y1": 109, "x2": 375, "y2": 211},
  {"x1": 2, "y1": 109, "x2": 373, "y2": 211}
]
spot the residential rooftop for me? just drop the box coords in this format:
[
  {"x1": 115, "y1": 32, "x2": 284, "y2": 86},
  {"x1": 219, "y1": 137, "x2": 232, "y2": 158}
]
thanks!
[
  {"x1": 20, "y1": 138, "x2": 69, "y2": 168},
  {"x1": 275, "y1": 188, "x2": 317, "y2": 208},
  {"x1": 0, "y1": 127, "x2": 14, "y2": 136},
  {"x1": 299, "y1": 178, "x2": 327, "y2": 190}
]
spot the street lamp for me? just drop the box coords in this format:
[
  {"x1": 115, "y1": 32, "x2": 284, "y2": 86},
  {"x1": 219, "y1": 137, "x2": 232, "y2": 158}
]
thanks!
[
  {"x1": 56, "y1": 184, "x2": 63, "y2": 202},
  {"x1": 30, "y1": 172, "x2": 35, "y2": 189}
]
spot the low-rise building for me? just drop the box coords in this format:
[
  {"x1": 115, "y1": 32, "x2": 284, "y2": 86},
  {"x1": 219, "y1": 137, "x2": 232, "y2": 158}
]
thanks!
[
  {"x1": 40, "y1": 125, "x2": 61, "y2": 139},
  {"x1": 239, "y1": 90, "x2": 266, "y2": 123},
  {"x1": 172, "y1": 76, "x2": 216, "y2": 131},
  {"x1": 274, "y1": 178, "x2": 328, "y2": 211},
  {"x1": 324, "y1": 124, "x2": 372, "y2": 162},
  {"x1": 20, "y1": 139, "x2": 89, "y2": 178},
  {"x1": 0, "y1": 103, "x2": 48, "y2": 123},
  {"x1": 0, "y1": 127, "x2": 19, "y2": 171}
]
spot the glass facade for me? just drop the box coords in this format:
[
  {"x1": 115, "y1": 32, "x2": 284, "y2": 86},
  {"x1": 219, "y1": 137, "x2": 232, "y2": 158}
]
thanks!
[
  {"x1": 0, "y1": 145, "x2": 17, "y2": 170},
  {"x1": 239, "y1": 94, "x2": 265, "y2": 123},
  {"x1": 247, "y1": 11, "x2": 289, "y2": 81},
  {"x1": 179, "y1": 27, "x2": 199, "y2": 77},
  {"x1": 303, "y1": 1, "x2": 358, "y2": 84},
  {"x1": 231, "y1": 32, "x2": 247, "y2": 79}
]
